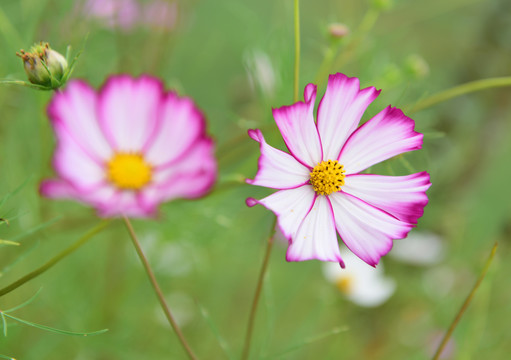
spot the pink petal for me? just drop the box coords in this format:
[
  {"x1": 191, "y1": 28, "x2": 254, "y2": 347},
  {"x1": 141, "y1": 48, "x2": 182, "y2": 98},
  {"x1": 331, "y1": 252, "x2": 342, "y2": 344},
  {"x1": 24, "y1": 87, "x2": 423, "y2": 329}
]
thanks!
[
  {"x1": 317, "y1": 73, "x2": 380, "y2": 161},
  {"x1": 339, "y1": 106, "x2": 423, "y2": 174},
  {"x1": 140, "y1": 138, "x2": 217, "y2": 207},
  {"x1": 271, "y1": 84, "x2": 323, "y2": 167},
  {"x1": 144, "y1": 92, "x2": 206, "y2": 167},
  {"x1": 52, "y1": 123, "x2": 106, "y2": 190},
  {"x1": 246, "y1": 129, "x2": 310, "y2": 189},
  {"x1": 286, "y1": 195, "x2": 343, "y2": 263},
  {"x1": 40, "y1": 179, "x2": 79, "y2": 199},
  {"x1": 97, "y1": 190, "x2": 156, "y2": 218},
  {"x1": 98, "y1": 75, "x2": 164, "y2": 152},
  {"x1": 329, "y1": 192, "x2": 414, "y2": 266},
  {"x1": 246, "y1": 185, "x2": 316, "y2": 243},
  {"x1": 343, "y1": 172, "x2": 431, "y2": 224},
  {"x1": 48, "y1": 80, "x2": 112, "y2": 161}
]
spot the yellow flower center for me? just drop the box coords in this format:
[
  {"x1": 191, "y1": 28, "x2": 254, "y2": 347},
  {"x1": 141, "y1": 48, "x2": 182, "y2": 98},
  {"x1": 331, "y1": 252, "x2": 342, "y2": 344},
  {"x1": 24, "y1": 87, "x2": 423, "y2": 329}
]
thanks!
[
  {"x1": 335, "y1": 276, "x2": 354, "y2": 295},
  {"x1": 310, "y1": 160, "x2": 346, "y2": 195},
  {"x1": 107, "y1": 153, "x2": 152, "y2": 190}
]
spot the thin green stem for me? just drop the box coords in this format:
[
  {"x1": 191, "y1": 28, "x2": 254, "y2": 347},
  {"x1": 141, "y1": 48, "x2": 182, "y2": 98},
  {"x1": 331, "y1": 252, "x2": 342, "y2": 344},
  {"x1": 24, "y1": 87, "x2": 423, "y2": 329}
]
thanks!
[
  {"x1": 0, "y1": 220, "x2": 110, "y2": 297},
  {"x1": 432, "y1": 242, "x2": 498, "y2": 360},
  {"x1": 293, "y1": 0, "x2": 300, "y2": 102},
  {"x1": 121, "y1": 215, "x2": 198, "y2": 360},
  {"x1": 409, "y1": 77, "x2": 511, "y2": 114},
  {"x1": 241, "y1": 218, "x2": 277, "y2": 360}
]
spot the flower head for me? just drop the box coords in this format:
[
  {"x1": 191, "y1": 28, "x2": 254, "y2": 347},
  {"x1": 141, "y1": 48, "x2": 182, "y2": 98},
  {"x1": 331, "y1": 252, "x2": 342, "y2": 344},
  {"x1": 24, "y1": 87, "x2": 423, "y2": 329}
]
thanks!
[
  {"x1": 323, "y1": 251, "x2": 395, "y2": 307},
  {"x1": 247, "y1": 73, "x2": 431, "y2": 267},
  {"x1": 41, "y1": 75, "x2": 217, "y2": 217}
]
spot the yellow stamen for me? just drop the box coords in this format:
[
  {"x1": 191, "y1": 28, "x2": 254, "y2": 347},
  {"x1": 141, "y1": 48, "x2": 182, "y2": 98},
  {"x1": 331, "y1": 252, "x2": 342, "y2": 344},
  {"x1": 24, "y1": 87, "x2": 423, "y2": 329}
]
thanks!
[
  {"x1": 310, "y1": 160, "x2": 346, "y2": 195},
  {"x1": 107, "y1": 153, "x2": 152, "y2": 190},
  {"x1": 335, "y1": 276, "x2": 354, "y2": 294}
]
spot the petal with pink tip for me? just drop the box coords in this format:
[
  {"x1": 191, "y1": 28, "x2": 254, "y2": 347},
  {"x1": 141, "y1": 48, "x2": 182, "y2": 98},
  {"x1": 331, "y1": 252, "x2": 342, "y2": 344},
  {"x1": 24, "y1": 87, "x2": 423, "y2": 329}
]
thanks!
[
  {"x1": 317, "y1": 73, "x2": 380, "y2": 160},
  {"x1": 343, "y1": 172, "x2": 431, "y2": 224},
  {"x1": 246, "y1": 185, "x2": 316, "y2": 243},
  {"x1": 144, "y1": 92, "x2": 205, "y2": 167},
  {"x1": 47, "y1": 80, "x2": 112, "y2": 161},
  {"x1": 329, "y1": 192, "x2": 413, "y2": 266},
  {"x1": 98, "y1": 75, "x2": 164, "y2": 152},
  {"x1": 339, "y1": 106, "x2": 423, "y2": 174},
  {"x1": 52, "y1": 123, "x2": 106, "y2": 190},
  {"x1": 246, "y1": 129, "x2": 310, "y2": 189},
  {"x1": 140, "y1": 138, "x2": 217, "y2": 207},
  {"x1": 286, "y1": 195, "x2": 343, "y2": 263},
  {"x1": 272, "y1": 84, "x2": 323, "y2": 167}
]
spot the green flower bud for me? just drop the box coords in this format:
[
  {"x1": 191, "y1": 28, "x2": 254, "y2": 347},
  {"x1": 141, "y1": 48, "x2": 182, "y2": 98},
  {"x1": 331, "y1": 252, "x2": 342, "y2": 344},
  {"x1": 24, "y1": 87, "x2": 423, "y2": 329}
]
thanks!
[{"x1": 16, "y1": 42, "x2": 68, "y2": 87}]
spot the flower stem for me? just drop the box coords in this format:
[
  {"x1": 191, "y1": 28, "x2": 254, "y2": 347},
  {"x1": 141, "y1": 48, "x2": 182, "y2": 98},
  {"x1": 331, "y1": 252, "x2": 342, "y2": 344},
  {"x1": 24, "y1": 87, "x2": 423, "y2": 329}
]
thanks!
[
  {"x1": 432, "y1": 242, "x2": 498, "y2": 360},
  {"x1": 241, "y1": 219, "x2": 276, "y2": 360},
  {"x1": 409, "y1": 77, "x2": 511, "y2": 114},
  {"x1": 293, "y1": 0, "x2": 300, "y2": 102},
  {"x1": 121, "y1": 215, "x2": 198, "y2": 360},
  {"x1": 0, "y1": 220, "x2": 111, "y2": 297}
]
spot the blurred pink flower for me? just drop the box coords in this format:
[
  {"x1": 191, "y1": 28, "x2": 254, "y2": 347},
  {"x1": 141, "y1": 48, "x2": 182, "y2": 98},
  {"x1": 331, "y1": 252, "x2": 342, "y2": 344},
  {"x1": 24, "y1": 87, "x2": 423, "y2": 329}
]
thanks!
[
  {"x1": 80, "y1": 0, "x2": 177, "y2": 32},
  {"x1": 81, "y1": 0, "x2": 140, "y2": 30},
  {"x1": 41, "y1": 75, "x2": 216, "y2": 218},
  {"x1": 142, "y1": 1, "x2": 178, "y2": 31},
  {"x1": 247, "y1": 73, "x2": 430, "y2": 267}
]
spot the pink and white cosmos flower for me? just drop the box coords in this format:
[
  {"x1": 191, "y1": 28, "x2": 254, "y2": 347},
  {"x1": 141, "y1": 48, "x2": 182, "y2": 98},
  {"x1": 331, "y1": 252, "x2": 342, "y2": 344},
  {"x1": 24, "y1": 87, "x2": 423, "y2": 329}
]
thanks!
[
  {"x1": 41, "y1": 75, "x2": 217, "y2": 218},
  {"x1": 246, "y1": 73, "x2": 431, "y2": 267}
]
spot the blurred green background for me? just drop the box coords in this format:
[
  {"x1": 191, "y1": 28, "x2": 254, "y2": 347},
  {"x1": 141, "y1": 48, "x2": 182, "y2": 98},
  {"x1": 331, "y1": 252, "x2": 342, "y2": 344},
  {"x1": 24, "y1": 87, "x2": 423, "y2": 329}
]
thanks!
[{"x1": 1, "y1": 0, "x2": 510, "y2": 359}]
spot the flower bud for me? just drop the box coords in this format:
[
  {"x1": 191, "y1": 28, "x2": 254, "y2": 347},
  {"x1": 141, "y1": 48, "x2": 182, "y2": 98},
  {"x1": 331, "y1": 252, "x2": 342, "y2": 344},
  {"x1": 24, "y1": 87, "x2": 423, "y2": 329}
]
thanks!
[
  {"x1": 328, "y1": 23, "x2": 350, "y2": 39},
  {"x1": 16, "y1": 42, "x2": 68, "y2": 87}
]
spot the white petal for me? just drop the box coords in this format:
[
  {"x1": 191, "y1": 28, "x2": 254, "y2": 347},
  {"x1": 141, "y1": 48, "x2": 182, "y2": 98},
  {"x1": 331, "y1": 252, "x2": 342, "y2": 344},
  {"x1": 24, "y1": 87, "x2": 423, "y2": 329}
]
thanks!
[
  {"x1": 342, "y1": 172, "x2": 431, "y2": 224},
  {"x1": 246, "y1": 185, "x2": 315, "y2": 242},
  {"x1": 286, "y1": 196, "x2": 343, "y2": 263},
  {"x1": 246, "y1": 129, "x2": 310, "y2": 189},
  {"x1": 317, "y1": 73, "x2": 380, "y2": 160},
  {"x1": 329, "y1": 192, "x2": 413, "y2": 266},
  {"x1": 272, "y1": 83, "x2": 323, "y2": 167},
  {"x1": 339, "y1": 106, "x2": 423, "y2": 174}
]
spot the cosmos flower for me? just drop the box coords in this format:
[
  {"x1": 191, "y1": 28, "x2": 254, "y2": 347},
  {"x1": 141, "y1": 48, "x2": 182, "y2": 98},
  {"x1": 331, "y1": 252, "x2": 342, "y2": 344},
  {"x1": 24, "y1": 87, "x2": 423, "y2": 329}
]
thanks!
[
  {"x1": 247, "y1": 73, "x2": 431, "y2": 267},
  {"x1": 41, "y1": 75, "x2": 216, "y2": 218},
  {"x1": 323, "y1": 251, "x2": 395, "y2": 307}
]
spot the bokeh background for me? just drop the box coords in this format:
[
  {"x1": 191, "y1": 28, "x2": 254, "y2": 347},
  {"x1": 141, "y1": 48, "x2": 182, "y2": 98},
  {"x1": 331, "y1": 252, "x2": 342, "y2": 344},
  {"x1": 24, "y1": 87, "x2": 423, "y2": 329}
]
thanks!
[{"x1": 1, "y1": 0, "x2": 510, "y2": 359}]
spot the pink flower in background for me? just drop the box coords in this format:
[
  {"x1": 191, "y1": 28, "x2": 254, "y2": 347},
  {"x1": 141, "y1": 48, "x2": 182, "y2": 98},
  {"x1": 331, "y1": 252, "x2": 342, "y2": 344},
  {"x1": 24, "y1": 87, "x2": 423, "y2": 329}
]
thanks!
[
  {"x1": 81, "y1": 0, "x2": 140, "y2": 31},
  {"x1": 247, "y1": 73, "x2": 431, "y2": 267},
  {"x1": 80, "y1": 0, "x2": 177, "y2": 32},
  {"x1": 41, "y1": 75, "x2": 216, "y2": 218},
  {"x1": 142, "y1": 1, "x2": 178, "y2": 31}
]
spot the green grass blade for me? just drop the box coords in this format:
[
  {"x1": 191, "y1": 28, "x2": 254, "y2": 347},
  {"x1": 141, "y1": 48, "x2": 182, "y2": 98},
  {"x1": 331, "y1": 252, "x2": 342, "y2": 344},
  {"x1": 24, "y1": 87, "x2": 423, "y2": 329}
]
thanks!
[
  {"x1": 266, "y1": 326, "x2": 348, "y2": 359},
  {"x1": 3, "y1": 313, "x2": 108, "y2": 337},
  {"x1": 1, "y1": 312, "x2": 7, "y2": 336},
  {"x1": 4, "y1": 288, "x2": 43, "y2": 314},
  {"x1": 0, "y1": 240, "x2": 20, "y2": 247}
]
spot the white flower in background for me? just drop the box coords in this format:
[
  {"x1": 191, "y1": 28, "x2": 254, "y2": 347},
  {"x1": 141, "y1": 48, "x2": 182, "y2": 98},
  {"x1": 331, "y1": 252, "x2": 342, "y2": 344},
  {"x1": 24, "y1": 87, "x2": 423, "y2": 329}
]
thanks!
[
  {"x1": 322, "y1": 251, "x2": 396, "y2": 307},
  {"x1": 390, "y1": 231, "x2": 444, "y2": 266},
  {"x1": 244, "y1": 50, "x2": 278, "y2": 98}
]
